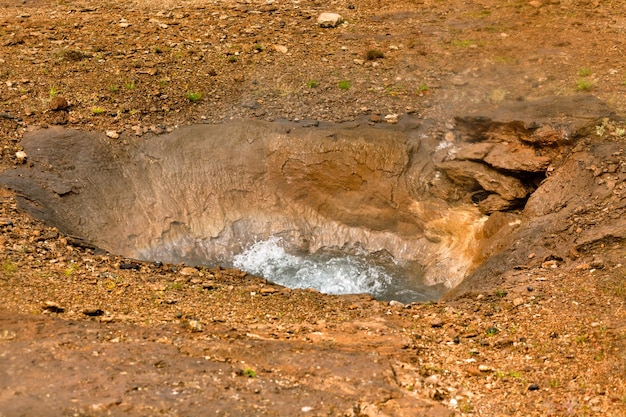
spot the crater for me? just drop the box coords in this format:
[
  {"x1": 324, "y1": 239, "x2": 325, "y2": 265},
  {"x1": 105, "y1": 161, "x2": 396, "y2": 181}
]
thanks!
[{"x1": 2, "y1": 96, "x2": 624, "y2": 302}]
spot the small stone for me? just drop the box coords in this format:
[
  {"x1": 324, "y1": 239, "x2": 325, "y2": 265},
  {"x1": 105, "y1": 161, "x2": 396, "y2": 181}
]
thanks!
[
  {"x1": 179, "y1": 266, "x2": 198, "y2": 276},
  {"x1": 389, "y1": 300, "x2": 405, "y2": 308},
  {"x1": 260, "y1": 287, "x2": 278, "y2": 295},
  {"x1": 384, "y1": 114, "x2": 399, "y2": 124},
  {"x1": 273, "y1": 44, "x2": 288, "y2": 54},
  {"x1": 0, "y1": 329, "x2": 17, "y2": 340},
  {"x1": 83, "y1": 308, "x2": 104, "y2": 317},
  {"x1": 451, "y1": 76, "x2": 467, "y2": 86},
  {"x1": 201, "y1": 281, "x2": 216, "y2": 290},
  {"x1": 513, "y1": 297, "x2": 524, "y2": 307},
  {"x1": 15, "y1": 151, "x2": 27, "y2": 162},
  {"x1": 431, "y1": 318, "x2": 444, "y2": 328},
  {"x1": 0, "y1": 218, "x2": 13, "y2": 227},
  {"x1": 424, "y1": 374, "x2": 440, "y2": 386},
  {"x1": 528, "y1": 383, "x2": 540, "y2": 391},
  {"x1": 317, "y1": 12, "x2": 343, "y2": 28},
  {"x1": 119, "y1": 262, "x2": 140, "y2": 270},
  {"x1": 105, "y1": 130, "x2": 119, "y2": 139},
  {"x1": 478, "y1": 364, "x2": 493, "y2": 372},
  {"x1": 529, "y1": 1, "x2": 542, "y2": 7},
  {"x1": 49, "y1": 96, "x2": 69, "y2": 111},
  {"x1": 187, "y1": 319, "x2": 204, "y2": 332},
  {"x1": 43, "y1": 301, "x2": 65, "y2": 313},
  {"x1": 590, "y1": 259, "x2": 605, "y2": 269}
]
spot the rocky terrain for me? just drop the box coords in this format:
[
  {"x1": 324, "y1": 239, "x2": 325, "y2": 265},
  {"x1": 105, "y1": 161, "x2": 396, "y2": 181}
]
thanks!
[{"x1": 1, "y1": 0, "x2": 625, "y2": 416}]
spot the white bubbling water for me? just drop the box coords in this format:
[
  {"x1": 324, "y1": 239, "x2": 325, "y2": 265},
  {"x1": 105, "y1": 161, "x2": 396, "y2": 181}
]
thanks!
[{"x1": 233, "y1": 237, "x2": 444, "y2": 303}]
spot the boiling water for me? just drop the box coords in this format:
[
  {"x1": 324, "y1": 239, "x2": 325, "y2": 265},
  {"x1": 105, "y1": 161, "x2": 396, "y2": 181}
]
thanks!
[{"x1": 232, "y1": 237, "x2": 445, "y2": 303}]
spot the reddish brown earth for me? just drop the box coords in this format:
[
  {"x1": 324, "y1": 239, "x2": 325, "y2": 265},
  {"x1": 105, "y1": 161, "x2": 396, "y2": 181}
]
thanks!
[{"x1": 1, "y1": 1, "x2": 625, "y2": 416}]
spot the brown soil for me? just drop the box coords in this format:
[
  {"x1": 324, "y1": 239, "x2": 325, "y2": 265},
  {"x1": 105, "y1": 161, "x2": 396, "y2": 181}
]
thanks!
[{"x1": 1, "y1": 1, "x2": 625, "y2": 416}]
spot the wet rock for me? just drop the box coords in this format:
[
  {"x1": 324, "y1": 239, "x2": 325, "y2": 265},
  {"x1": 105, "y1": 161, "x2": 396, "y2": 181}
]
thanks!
[
  {"x1": 437, "y1": 160, "x2": 529, "y2": 200},
  {"x1": 477, "y1": 194, "x2": 519, "y2": 214},
  {"x1": 119, "y1": 262, "x2": 140, "y2": 270},
  {"x1": 317, "y1": 13, "x2": 343, "y2": 28},
  {"x1": 483, "y1": 143, "x2": 551, "y2": 173},
  {"x1": 528, "y1": 383, "x2": 540, "y2": 391},
  {"x1": 49, "y1": 96, "x2": 69, "y2": 111}
]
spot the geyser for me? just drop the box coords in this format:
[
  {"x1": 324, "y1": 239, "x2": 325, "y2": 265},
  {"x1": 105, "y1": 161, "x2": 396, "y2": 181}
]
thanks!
[{"x1": 0, "y1": 119, "x2": 486, "y2": 302}]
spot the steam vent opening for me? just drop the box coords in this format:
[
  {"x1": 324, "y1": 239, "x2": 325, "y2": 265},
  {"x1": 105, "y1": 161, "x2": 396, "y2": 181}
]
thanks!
[{"x1": 2, "y1": 96, "x2": 623, "y2": 303}]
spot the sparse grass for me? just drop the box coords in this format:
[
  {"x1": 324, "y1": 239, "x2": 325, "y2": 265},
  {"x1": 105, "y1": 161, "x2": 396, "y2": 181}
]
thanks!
[
  {"x1": 451, "y1": 39, "x2": 472, "y2": 48},
  {"x1": 417, "y1": 83, "x2": 429, "y2": 94},
  {"x1": 575, "y1": 334, "x2": 589, "y2": 344},
  {"x1": 3, "y1": 260, "x2": 17, "y2": 274},
  {"x1": 108, "y1": 85, "x2": 119, "y2": 93},
  {"x1": 549, "y1": 379, "x2": 559, "y2": 388},
  {"x1": 495, "y1": 289, "x2": 507, "y2": 298},
  {"x1": 125, "y1": 80, "x2": 135, "y2": 90},
  {"x1": 167, "y1": 282, "x2": 185, "y2": 291},
  {"x1": 338, "y1": 80, "x2": 351, "y2": 90},
  {"x1": 365, "y1": 49, "x2": 384, "y2": 61},
  {"x1": 252, "y1": 43, "x2": 264, "y2": 52},
  {"x1": 578, "y1": 67, "x2": 592, "y2": 77},
  {"x1": 576, "y1": 79, "x2": 593, "y2": 91},
  {"x1": 306, "y1": 80, "x2": 319, "y2": 88},
  {"x1": 92, "y1": 106, "x2": 106, "y2": 115},
  {"x1": 228, "y1": 55, "x2": 238, "y2": 63},
  {"x1": 64, "y1": 263, "x2": 79, "y2": 276},
  {"x1": 185, "y1": 91, "x2": 203, "y2": 102},
  {"x1": 243, "y1": 367, "x2": 256, "y2": 378},
  {"x1": 49, "y1": 87, "x2": 59, "y2": 98},
  {"x1": 486, "y1": 326, "x2": 498, "y2": 336}
]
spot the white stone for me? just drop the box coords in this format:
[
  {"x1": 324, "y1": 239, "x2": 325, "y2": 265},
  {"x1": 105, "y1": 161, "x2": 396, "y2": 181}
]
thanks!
[
  {"x1": 317, "y1": 12, "x2": 343, "y2": 28},
  {"x1": 15, "y1": 150, "x2": 27, "y2": 161},
  {"x1": 273, "y1": 44, "x2": 288, "y2": 54},
  {"x1": 106, "y1": 130, "x2": 119, "y2": 139}
]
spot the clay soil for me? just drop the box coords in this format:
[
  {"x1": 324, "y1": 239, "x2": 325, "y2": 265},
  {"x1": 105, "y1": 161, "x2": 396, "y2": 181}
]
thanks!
[{"x1": 1, "y1": 0, "x2": 625, "y2": 416}]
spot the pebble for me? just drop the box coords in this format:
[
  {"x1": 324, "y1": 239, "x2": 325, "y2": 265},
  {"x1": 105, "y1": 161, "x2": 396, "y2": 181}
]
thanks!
[
  {"x1": 49, "y1": 96, "x2": 69, "y2": 111},
  {"x1": 528, "y1": 383, "x2": 540, "y2": 391},
  {"x1": 15, "y1": 151, "x2": 27, "y2": 162},
  {"x1": 431, "y1": 318, "x2": 444, "y2": 328},
  {"x1": 260, "y1": 287, "x2": 278, "y2": 295},
  {"x1": 179, "y1": 266, "x2": 198, "y2": 276},
  {"x1": 478, "y1": 364, "x2": 493, "y2": 372},
  {"x1": 389, "y1": 300, "x2": 404, "y2": 308},
  {"x1": 317, "y1": 12, "x2": 343, "y2": 28},
  {"x1": 43, "y1": 301, "x2": 65, "y2": 313},
  {"x1": 105, "y1": 130, "x2": 119, "y2": 139},
  {"x1": 273, "y1": 45, "x2": 288, "y2": 54},
  {"x1": 187, "y1": 319, "x2": 204, "y2": 332},
  {"x1": 0, "y1": 329, "x2": 17, "y2": 340},
  {"x1": 83, "y1": 308, "x2": 104, "y2": 317},
  {"x1": 384, "y1": 114, "x2": 399, "y2": 124},
  {"x1": 424, "y1": 374, "x2": 440, "y2": 386}
]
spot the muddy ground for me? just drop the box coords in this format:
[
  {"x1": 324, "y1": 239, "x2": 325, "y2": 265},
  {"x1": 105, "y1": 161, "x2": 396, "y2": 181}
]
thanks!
[{"x1": 1, "y1": 0, "x2": 625, "y2": 416}]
